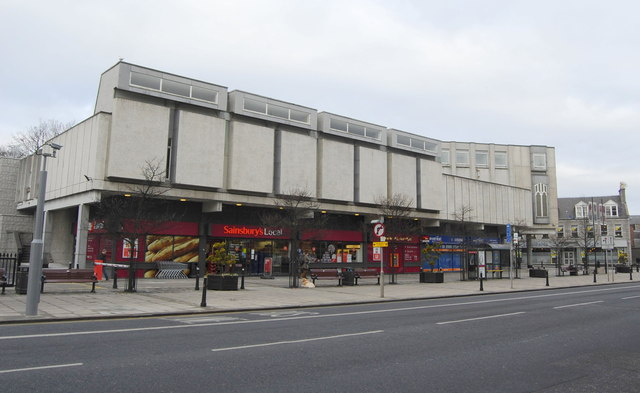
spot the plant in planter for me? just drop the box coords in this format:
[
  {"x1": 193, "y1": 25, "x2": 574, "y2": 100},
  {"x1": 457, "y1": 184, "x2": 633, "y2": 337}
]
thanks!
[
  {"x1": 206, "y1": 242, "x2": 239, "y2": 290},
  {"x1": 420, "y1": 241, "x2": 444, "y2": 283}
]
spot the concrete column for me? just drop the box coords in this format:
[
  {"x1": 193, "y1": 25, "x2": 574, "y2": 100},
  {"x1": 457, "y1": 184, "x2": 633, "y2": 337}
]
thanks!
[{"x1": 74, "y1": 204, "x2": 90, "y2": 268}]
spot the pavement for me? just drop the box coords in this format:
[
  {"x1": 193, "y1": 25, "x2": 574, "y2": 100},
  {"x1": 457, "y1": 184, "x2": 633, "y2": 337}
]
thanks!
[{"x1": 1, "y1": 268, "x2": 638, "y2": 324}]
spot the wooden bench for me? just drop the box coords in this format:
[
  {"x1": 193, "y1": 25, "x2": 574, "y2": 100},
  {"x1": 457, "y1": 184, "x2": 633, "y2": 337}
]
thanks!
[
  {"x1": 0, "y1": 268, "x2": 6, "y2": 295},
  {"x1": 310, "y1": 269, "x2": 343, "y2": 286},
  {"x1": 155, "y1": 261, "x2": 189, "y2": 279},
  {"x1": 41, "y1": 269, "x2": 98, "y2": 293},
  {"x1": 354, "y1": 268, "x2": 380, "y2": 285},
  {"x1": 487, "y1": 269, "x2": 503, "y2": 279}
]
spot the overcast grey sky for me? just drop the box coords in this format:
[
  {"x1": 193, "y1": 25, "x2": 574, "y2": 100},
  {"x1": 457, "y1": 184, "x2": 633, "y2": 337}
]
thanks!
[{"x1": 1, "y1": 0, "x2": 638, "y2": 213}]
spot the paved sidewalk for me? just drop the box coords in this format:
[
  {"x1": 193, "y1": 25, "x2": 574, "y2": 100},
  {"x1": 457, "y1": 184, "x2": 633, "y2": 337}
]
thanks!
[{"x1": 1, "y1": 270, "x2": 638, "y2": 323}]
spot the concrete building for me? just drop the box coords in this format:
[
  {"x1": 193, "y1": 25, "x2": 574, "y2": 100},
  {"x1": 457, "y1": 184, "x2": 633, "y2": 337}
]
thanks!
[
  {"x1": 14, "y1": 62, "x2": 558, "y2": 276},
  {"x1": 556, "y1": 184, "x2": 631, "y2": 270},
  {"x1": 0, "y1": 157, "x2": 33, "y2": 254}
]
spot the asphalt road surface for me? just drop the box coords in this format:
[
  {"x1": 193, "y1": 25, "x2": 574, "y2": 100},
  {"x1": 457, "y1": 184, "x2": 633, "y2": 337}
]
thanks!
[{"x1": 2, "y1": 283, "x2": 640, "y2": 392}]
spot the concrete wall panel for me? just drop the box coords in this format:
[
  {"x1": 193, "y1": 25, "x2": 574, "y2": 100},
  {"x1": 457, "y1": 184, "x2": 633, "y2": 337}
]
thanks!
[
  {"x1": 106, "y1": 98, "x2": 170, "y2": 180},
  {"x1": 280, "y1": 131, "x2": 317, "y2": 195},
  {"x1": 228, "y1": 121, "x2": 274, "y2": 193},
  {"x1": 358, "y1": 147, "x2": 387, "y2": 204},
  {"x1": 174, "y1": 110, "x2": 226, "y2": 188}
]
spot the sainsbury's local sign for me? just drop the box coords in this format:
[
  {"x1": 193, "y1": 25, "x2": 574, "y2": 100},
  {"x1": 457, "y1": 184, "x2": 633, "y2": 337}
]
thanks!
[{"x1": 210, "y1": 224, "x2": 290, "y2": 239}]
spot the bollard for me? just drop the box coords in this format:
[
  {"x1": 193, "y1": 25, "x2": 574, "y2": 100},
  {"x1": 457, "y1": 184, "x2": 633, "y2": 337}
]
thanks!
[
  {"x1": 241, "y1": 266, "x2": 245, "y2": 290},
  {"x1": 200, "y1": 277, "x2": 207, "y2": 307},
  {"x1": 631, "y1": 268, "x2": 633, "y2": 281},
  {"x1": 545, "y1": 270, "x2": 549, "y2": 287},
  {"x1": 113, "y1": 271, "x2": 118, "y2": 289},
  {"x1": 593, "y1": 269, "x2": 597, "y2": 283},
  {"x1": 480, "y1": 275, "x2": 484, "y2": 291},
  {"x1": 194, "y1": 265, "x2": 200, "y2": 291}
]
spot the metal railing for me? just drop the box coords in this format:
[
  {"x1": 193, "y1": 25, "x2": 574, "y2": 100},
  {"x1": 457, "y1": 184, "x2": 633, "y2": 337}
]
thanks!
[{"x1": 0, "y1": 253, "x2": 20, "y2": 286}]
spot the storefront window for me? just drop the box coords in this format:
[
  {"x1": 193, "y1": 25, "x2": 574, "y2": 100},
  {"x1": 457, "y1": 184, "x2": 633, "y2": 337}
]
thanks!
[{"x1": 300, "y1": 241, "x2": 363, "y2": 263}]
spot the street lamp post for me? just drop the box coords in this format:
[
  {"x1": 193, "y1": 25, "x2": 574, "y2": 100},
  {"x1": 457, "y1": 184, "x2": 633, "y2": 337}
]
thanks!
[{"x1": 25, "y1": 143, "x2": 62, "y2": 316}]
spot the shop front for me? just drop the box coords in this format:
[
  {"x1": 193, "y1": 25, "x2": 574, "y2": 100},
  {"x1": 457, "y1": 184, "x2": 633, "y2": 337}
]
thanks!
[
  {"x1": 368, "y1": 235, "x2": 421, "y2": 274},
  {"x1": 209, "y1": 224, "x2": 290, "y2": 275},
  {"x1": 87, "y1": 220, "x2": 200, "y2": 278},
  {"x1": 300, "y1": 229, "x2": 364, "y2": 265}
]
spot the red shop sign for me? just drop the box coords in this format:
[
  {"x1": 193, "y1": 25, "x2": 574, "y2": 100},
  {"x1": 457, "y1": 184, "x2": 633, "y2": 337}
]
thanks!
[{"x1": 210, "y1": 224, "x2": 290, "y2": 239}]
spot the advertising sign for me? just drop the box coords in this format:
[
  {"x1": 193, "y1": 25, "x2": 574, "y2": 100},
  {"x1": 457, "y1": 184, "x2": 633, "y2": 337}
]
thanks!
[{"x1": 373, "y1": 247, "x2": 382, "y2": 261}]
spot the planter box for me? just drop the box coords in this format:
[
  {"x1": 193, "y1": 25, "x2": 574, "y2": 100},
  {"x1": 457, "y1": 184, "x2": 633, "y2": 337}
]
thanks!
[
  {"x1": 615, "y1": 265, "x2": 631, "y2": 273},
  {"x1": 529, "y1": 269, "x2": 547, "y2": 278},
  {"x1": 419, "y1": 271, "x2": 444, "y2": 283},
  {"x1": 207, "y1": 275, "x2": 239, "y2": 291}
]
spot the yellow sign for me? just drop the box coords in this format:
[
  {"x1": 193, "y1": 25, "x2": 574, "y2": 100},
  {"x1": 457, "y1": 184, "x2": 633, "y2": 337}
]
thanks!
[
  {"x1": 346, "y1": 245, "x2": 361, "y2": 249},
  {"x1": 373, "y1": 241, "x2": 388, "y2": 247}
]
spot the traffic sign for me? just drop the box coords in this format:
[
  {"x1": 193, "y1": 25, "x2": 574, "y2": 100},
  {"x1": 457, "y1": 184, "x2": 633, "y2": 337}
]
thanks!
[
  {"x1": 373, "y1": 241, "x2": 388, "y2": 247},
  {"x1": 373, "y1": 223, "x2": 385, "y2": 237}
]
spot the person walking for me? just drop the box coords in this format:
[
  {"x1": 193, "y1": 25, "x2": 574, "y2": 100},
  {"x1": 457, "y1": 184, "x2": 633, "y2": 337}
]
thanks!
[{"x1": 97, "y1": 248, "x2": 109, "y2": 280}]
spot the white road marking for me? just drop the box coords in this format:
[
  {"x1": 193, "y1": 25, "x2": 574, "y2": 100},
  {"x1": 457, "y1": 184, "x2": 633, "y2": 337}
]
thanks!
[
  {"x1": 169, "y1": 316, "x2": 245, "y2": 324},
  {"x1": 436, "y1": 312, "x2": 526, "y2": 325},
  {"x1": 622, "y1": 295, "x2": 640, "y2": 300},
  {"x1": 0, "y1": 363, "x2": 83, "y2": 374},
  {"x1": 2, "y1": 285, "x2": 638, "y2": 341},
  {"x1": 252, "y1": 311, "x2": 320, "y2": 318},
  {"x1": 211, "y1": 330, "x2": 383, "y2": 352},
  {"x1": 553, "y1": 301, "x2": 604, "y2": 309}
]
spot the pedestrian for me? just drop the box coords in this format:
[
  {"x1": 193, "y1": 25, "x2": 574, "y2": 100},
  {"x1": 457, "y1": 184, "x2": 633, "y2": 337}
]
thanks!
[{"x1": 97, "y1": 248, "x2": 109, "y2": 280}]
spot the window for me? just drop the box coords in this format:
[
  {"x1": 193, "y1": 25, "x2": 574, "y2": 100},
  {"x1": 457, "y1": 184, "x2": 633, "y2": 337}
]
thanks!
[
  {"x1": 475, "y1": 151, "x2": 489, "y2": 167},
  {"x1": 162, "y1": 79, "x2": 190, "y2": 97},
  {"x1": 192, "y1": 86, "x2": 218, "y2": 103},
  {"x1": 605, "y1": 203, "x2": 618, "y2": 217},
  {"x1": 615, "y1": 225, "x2": 623, "y2": 237},
  {"x1": 396, "y1": 135, "x2": 436, "y2": 152},
  {"x1": 456, "y1": 150, "x2": 469, "y2": 166},
  {"x1": 495, "y1": 151, "x2": 508, "y2": 168},
  {"x1": 267, "y1": 104, "x2": 290, "y2": 119},
  {"x1": 290, "y1": 109, "x2": 310, "y2": 123},
  {"x1": 243, "y1": 98, "x2": 310, "y2": 124},
  {"x1": 129, "y1": 72, "x2": 218, "y2": 104},
  {"x1": 329, "y1": 118, "x2": 381, "y2": 141},
  {"x1": 587, "y1": 225, "x2": 594, "y2": 238},
  {"x1": 441, "y1": 149, "x2": 450, "y2": 165},
  {"x1": 244, "y1": 98, "x2": 267, "y2": 114},
  {"x1": 557, "y1": 226, "x2": 564, "y2": 238},
  {"x1": 534, "y1": 183, "x2": 548, "y2": 218},
  {"x1": 532, "y1": 153, "x2": 547, "y2": 170},
  {"x1": 600, "y1": 224, "x2": 608, "y2": 236},
  {"x1": 571, "y1": 225, "x2": 579, "y2": 238},
  {"x1": 575, "y1": 202, "x2": 588, "y2": 218}
]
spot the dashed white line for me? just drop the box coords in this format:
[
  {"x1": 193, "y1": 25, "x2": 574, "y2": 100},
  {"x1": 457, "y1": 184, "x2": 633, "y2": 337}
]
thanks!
[
  {"x1": 212, "y1": 330, "x2": 383, "y2": 352},
  {"x1": 436, "y1": 312, "x2": 526, "y2": 325},
  {"x1": 553, "y1": 301, "x2": 604, "y2": 309},
  {"x1": 0, "y1": 363, "x2": 83, "y2": 374},
  {"x1": 622, "y1": 295, "x2": 640, "y2": 300}
]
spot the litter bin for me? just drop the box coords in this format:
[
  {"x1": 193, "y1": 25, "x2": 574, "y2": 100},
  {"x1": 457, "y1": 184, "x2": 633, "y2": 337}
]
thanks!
[{"x1": 15, "y1": 266, "x2": 29, "y2": 294}]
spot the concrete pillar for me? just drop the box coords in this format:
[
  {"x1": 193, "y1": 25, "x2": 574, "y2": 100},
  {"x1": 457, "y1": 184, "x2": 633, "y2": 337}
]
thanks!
[{"x1": 74, "y1": 204, "x2": 90, "y2": 268}]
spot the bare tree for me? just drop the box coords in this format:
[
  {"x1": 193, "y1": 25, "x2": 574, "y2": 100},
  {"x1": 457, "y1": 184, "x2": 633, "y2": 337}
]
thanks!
[
  {"x1": 448, "y1": 205, "x2": 483, "y2": 280},
  {"x1": 261, "y1": 187, "x2": 326, "y2": 287},
  {"x1": 573, "y1": 216, "x2": 596, "y2": 275},
  {"x1": 1, "y1": 119, "x2": 74, "y2": 158},
  {"x1": 93, "y1": 159, "x2": 183, "y2": 292},
  {"x1": 374, "y1": 193, "x2": 420, "y2": 279},
  {"x1": 547, "y1": 233, "x2": 572, "y2": 276}
]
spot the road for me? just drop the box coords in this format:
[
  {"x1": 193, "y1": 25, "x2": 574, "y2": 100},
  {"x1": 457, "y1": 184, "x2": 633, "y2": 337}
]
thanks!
[{"x1": 2, "y1": 283, "x2": 640, "y2": 392}]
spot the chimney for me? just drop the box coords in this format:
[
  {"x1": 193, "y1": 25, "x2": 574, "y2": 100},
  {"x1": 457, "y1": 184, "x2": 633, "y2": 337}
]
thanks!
[{"x1": 619, "y1": 182, "x2": 627, "y2": 204}]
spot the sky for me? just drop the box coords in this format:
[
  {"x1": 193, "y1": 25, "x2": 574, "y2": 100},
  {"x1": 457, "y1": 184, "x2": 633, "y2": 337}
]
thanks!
[{"x1": 1, "y1": 0, "x2": 639, "y2": 213}]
